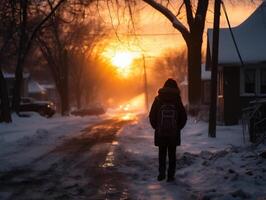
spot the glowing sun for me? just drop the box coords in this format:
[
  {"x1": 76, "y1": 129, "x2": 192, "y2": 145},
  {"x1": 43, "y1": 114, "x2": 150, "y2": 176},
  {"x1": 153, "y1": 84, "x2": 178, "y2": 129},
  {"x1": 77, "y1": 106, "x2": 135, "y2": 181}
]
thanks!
[{"x1": 112, "y1": 52, "x2": 134, "y2": 69}]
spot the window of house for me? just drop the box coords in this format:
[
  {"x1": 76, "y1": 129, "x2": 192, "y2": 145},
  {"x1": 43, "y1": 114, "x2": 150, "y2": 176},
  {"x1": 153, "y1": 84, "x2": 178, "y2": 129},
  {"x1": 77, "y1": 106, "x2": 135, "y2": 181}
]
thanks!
[
  {"x1": 244, "y1": 69, "x2": 256, "y2": 94},
  {"x1": 260, "y1": 68, "x2": 266, "y2": 94}
]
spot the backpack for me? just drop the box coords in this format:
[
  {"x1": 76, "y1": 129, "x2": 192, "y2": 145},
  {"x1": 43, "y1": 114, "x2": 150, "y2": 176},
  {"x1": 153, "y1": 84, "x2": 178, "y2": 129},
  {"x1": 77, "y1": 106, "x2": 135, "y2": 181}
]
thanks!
[{"x1": 157, "y1": 102, "x2": 178, "y2": 137}]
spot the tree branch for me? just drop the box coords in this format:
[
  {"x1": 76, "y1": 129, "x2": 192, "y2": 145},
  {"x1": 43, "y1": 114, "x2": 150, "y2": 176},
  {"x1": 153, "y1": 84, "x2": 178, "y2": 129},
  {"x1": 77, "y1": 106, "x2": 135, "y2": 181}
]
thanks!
[
  {"x1": 142, "y1": 0, "x2": 190, "y2": 41},
  {"x1": 24, "y1": 0, "x2": 66, "y2": 55},
  {"x1": 184, "y1": 0, "x2": 194, "y2": 29},
  {"x1": 194, "y1": 0, "x2": 209, "y2": 35}
]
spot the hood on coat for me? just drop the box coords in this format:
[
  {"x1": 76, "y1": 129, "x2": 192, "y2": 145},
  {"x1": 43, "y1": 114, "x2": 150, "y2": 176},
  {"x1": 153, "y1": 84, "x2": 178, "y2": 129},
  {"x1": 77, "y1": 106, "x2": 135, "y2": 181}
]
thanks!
[{"x1": 157, "y1": 87, "x2": 180, "y2": 103}]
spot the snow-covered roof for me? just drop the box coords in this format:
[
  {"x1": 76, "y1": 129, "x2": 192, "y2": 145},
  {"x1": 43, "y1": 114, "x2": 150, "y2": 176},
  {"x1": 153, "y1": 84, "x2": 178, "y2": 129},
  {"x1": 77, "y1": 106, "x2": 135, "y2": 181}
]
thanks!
[
  {"x1": 207, "y1": 2, "x2": 266, "y2": 65},
  {"x1": 40, "y1": 84, "x2": 56, "y2": 90},
  {"x1": 28, "y1": 80, "x2": 46, "y2": 94},
  {"x1": 201, "y1": 64, "x2": 211, "y2": 80},
  {"x1": 3, "y1": 72, "x2": 30, "y2": 79}
]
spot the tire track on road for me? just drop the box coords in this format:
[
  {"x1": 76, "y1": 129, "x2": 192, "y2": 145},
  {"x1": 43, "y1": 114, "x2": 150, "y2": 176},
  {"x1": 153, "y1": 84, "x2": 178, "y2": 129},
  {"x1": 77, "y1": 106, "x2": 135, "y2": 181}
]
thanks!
[{"x1": 0, "y1": 118, "x2": 134, "y2": 200}]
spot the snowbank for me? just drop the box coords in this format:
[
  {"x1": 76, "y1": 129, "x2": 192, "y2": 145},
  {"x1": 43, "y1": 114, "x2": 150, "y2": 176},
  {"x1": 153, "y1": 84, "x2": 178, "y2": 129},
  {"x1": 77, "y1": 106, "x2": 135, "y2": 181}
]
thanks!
[
  {"x1": 0, "y1": 113, "x2": 101, "y2": 171},
  {"x1": 116, "y1": 116, "x2": 266, "y2": 200},
  {"x1": 1, "y1": 112, "x2": 265, "y2": 199}
]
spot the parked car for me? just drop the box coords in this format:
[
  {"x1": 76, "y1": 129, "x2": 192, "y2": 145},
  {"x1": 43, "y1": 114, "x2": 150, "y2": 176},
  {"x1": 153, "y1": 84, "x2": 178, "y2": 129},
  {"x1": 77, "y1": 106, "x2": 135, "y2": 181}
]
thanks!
[
  {"x1": 71, "y1": 106, "x2": 105, "y2": 116},
  {"x1": 19, "y1": 97, "x2": 56, "y2": 118}
]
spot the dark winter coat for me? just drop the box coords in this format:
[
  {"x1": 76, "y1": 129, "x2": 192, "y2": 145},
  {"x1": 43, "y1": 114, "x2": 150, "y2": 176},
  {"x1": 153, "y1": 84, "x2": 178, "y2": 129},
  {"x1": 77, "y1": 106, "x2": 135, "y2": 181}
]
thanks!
[{"x1": 149, "y1": 87, "x2": 187, "y2": 147}]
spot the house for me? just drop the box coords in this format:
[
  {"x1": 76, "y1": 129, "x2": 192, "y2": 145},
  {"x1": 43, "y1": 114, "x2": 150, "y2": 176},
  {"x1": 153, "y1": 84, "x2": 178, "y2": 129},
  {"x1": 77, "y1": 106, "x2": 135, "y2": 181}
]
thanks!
[
  {"x1": 201, "y1": 64, "x2": 211, "y2": 105},
  {"x1": 28, "y1": 80, "x2": 47, "y2": 100},
  {"x1": 40, "y1": 83, "x2": 58, "y2": 103},
  {"x1": 3, "y1": 72, "x2": 57, "y2": 102},
  {"x1": 206, "y1": 2, "x2": 266, "y2": 125}
]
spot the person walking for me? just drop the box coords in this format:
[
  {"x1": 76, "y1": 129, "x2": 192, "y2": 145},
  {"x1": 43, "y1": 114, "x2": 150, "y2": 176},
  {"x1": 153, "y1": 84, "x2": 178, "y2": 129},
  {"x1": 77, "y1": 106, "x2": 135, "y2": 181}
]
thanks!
[{"x1": 149, "y1": 78, "x2": 187, "y2": 182}]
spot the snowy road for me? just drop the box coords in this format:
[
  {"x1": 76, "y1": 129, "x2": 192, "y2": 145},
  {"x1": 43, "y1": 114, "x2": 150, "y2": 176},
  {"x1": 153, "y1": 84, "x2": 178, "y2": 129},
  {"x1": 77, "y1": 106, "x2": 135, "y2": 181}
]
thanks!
[
  {"x1": 1, "y1": 113, "x2": 266, "y2": 200},
  {"x1": 0, "y1": 117, "x2": 134, "y2": 200}
]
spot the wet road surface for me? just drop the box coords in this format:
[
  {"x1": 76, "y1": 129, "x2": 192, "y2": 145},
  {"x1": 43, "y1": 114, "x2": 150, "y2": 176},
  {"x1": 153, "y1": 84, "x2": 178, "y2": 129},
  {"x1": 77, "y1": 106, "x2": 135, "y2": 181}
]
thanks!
[{"x1": 0, "y1": 117, "x2": 134, "y2": 200}]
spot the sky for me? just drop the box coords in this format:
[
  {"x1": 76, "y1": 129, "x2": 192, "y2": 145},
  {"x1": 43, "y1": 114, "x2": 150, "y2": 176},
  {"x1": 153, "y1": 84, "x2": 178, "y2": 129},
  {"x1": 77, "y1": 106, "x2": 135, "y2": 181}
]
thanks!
[
  {"x1": 91, "y1": 0, "x2": 263, "y2": 103},
  {"x1": 99, "y1": 1, "x2": 261, "y2": 59}
]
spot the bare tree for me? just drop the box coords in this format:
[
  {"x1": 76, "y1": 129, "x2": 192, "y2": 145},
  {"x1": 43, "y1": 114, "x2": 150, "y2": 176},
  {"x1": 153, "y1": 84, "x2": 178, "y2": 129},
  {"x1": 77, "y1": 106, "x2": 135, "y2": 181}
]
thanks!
[
  {"x1": 68, "y1": 19, "x2": 106, "y2": 109},
  {"x1": 142, "y1": 0, "x2": 208, "y2": 108},
  {"x1": 11, "y1": 0, "x2": 65, "y2": 115},
  {"x1": 0, "y1": 0, "x2": 18, "y2": 122},
  {"x1": 37, "y1": 0, "x2": 102, "y2": 114},
  {"x1": 37, "y1": 13, "x2": 70, "y2": 115},
  {"x1": 154, "y1": 48, "x2": 187, "y2": 84}
]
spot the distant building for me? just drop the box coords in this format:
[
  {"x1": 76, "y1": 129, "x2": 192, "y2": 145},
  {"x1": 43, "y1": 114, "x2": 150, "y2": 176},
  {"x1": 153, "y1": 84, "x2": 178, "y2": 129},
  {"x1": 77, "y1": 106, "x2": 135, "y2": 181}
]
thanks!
[
  {"x1": 201, "y1": 64, "x2": 211, "y2": 105},
  {"x1": 40, "y1": 83, "x2": 58, "y2": 103},
  {"x1": 28, "y1": 80, "x2": 47, "y2": 100},
  {"x1": 206, "y1": 2, "x2": 266, "y2": 125},
  {"x1": 3, "y1": 72, "x2": 57, "y2": 103}
]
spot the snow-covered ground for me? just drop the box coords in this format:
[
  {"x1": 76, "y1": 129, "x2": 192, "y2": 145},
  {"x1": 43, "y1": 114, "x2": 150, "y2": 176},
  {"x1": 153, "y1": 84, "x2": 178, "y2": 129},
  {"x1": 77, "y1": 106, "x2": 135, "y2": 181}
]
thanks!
[
  {"x1": 116, "y1": 116, "x2": 266, "y2": 200},
  {"x1": 0, "y1": 113, "x2": 102, "y2": 171},
  {"x1": 1, "y1": 112, "x2": 266, "y2": 200}
]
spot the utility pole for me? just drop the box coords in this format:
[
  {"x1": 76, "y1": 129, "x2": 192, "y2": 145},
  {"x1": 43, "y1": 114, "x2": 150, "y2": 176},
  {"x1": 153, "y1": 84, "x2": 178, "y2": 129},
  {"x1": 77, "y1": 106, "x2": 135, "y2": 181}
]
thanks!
[
  {"x1": 142, "y1": 55, "x2": 149, "y2": 112},
  {"x1": 208, "y1": 0, "x2": 221, "y2": 137}
]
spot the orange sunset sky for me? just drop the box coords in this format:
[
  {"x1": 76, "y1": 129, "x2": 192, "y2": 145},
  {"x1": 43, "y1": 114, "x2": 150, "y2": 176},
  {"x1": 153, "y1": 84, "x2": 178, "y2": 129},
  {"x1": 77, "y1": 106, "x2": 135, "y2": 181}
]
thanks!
[{"x1": 99, "y1": 1, "x2": 261, "y2": 60}]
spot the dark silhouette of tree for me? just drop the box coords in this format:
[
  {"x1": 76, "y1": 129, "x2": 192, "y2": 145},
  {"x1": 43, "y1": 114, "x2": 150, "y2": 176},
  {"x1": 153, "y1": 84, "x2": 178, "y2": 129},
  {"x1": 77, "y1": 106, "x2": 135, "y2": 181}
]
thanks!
[
  {"x1": 11, "y1": 0, "x2": 66, "y2": 115},
  {"x1": 154, "y1": 48, "x2": 187, "y2": 84},
  {"x1": 0, "y1": 0, "x2": 38, "y2": 121},
  {"x1": 0, "y1": 1, "x2": 20, "y2": 122},
  {"x1": 0, "y1": 0, "x2": 65, "y2": 121},
  {"x1": 68, "y1": 20, "x2": 106, "y2": 109},
  {"x1": 142, "y1": 0, "x2": 208, "y2": 108},
  {"x1": 37, "y1": 0, "x2": 103, "y2": 114}
]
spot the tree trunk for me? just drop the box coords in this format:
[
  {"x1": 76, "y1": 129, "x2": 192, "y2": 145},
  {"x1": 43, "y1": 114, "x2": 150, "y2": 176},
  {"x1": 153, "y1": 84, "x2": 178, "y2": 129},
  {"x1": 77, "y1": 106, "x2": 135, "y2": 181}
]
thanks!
[
  {"x1": 187, "y1": 37, "x2": 202, "y2": 113},
  {"x1": 74, "y1": 75, "x2": 82, "y2": 110},
  {"x1": 76, "y1": 91, "x2": 81, "y2": 110},
  {"x1": 0, "y1": 68, "x2": 12, "y2": 123},
  {"x1": 60, "y1": 89, "x2": 69, "y2": 115},
  {"x1": 56, "y1": 74, "x2": 69, "y2": 116},
  {"x1": 12, "y1": 0, "x2": 28, "y2": 114},
  {"x1": 60, "y1": 50, "x2": 69, "y2": 115},
  {"x1": 12, "y1": 60, "x2": 23, "y2": 113}
]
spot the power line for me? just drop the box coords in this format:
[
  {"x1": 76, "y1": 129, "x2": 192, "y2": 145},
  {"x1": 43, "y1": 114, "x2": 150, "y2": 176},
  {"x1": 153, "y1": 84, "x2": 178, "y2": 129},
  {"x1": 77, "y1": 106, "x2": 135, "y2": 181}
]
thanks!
[
  {"x1": 120, "y1": 33, "x2": 180, "y2": 36},
  {"x1": 87, "y1": 32, "x2": 181, "y2": 36},
  {"x1": 221, "y1": 1, "x2": 245, "y2": 67}
]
